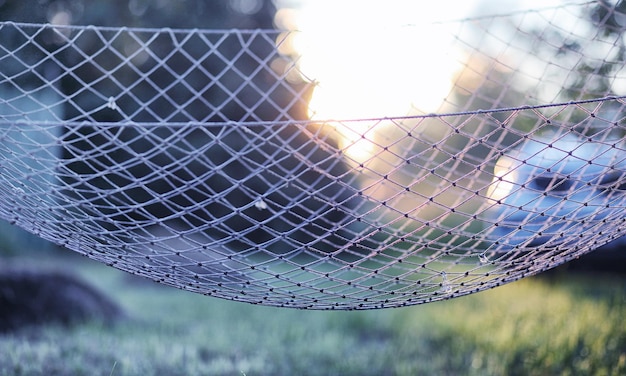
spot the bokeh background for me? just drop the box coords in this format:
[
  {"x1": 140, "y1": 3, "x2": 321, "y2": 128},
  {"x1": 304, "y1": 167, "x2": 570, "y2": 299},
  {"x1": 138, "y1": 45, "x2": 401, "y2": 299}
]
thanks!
[{"x1": 0, "y1": 1, "x2": 625, "y2": 374}]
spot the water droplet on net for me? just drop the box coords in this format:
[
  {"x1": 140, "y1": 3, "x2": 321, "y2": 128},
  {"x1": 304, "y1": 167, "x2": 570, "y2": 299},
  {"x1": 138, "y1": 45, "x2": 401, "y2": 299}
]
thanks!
[
  {"x1": 254, "y1": 198, "x2": 268, "y2": 210},
  {"x1": 440, "y1": 272, "x2": 452, "y2": 293},
  {"x1": 478, "y1": 252, "x2": 490, "y2": 264},
  {"x1": 106, "y1": 97, "x2": 118, "y2": 111},
  {"x1": 12, "y1": 187, "x2": 25, "y2": 197}
]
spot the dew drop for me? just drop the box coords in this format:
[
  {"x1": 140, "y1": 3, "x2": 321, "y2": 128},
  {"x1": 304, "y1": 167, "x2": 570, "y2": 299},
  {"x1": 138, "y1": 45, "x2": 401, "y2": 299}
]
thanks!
[
  {"x1": 254, "y1": 198, "x2": 268, "y2": 210},
  {"x1": 107, "y1": 97, "x2": 118, "y2": 111},
  {"x1": 440, "y1": 272, "x2": 452, "y2": 293}
]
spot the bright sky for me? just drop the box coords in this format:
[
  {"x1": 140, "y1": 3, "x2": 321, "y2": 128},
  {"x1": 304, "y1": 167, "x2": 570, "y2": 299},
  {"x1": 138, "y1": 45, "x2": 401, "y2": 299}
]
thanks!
[
  {"x1": 273, "y1": 0, "x2": 571, "y2": 160},
  {"x1": 275, "y1": 1, "x2": 475, "y2": 119},
  {"x1": 274, "y1": 0, "x2": 568, "y2": 121}
]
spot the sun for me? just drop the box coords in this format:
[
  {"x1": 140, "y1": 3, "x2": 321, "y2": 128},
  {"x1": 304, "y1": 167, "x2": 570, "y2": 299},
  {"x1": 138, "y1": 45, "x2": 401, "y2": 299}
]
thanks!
[
  {"x1": 275, "y1": 1, "x2": 473, "y2": 161},
  {"x1": 275, "y1": 1, "x2": 476, "y2": 118}
]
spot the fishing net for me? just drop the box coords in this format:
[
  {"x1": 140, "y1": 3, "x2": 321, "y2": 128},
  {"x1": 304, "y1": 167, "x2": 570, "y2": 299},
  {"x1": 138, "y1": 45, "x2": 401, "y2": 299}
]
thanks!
[{"x1": 1, "y1": 1, "x2": 624, "y2": 309}]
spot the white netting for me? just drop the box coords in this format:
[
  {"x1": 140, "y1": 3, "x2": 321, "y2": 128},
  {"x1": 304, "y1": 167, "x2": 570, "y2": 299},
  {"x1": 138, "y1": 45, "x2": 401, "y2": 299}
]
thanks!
[{"x1": 1, "y1": 2, "x2": 625, "y2": 309}]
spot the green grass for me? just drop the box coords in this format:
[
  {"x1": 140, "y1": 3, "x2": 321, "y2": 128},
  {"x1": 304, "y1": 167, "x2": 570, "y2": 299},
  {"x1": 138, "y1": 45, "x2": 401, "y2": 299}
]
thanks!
[{"x1": 1, "y1": 252, "x2": 625, "y2": 376}]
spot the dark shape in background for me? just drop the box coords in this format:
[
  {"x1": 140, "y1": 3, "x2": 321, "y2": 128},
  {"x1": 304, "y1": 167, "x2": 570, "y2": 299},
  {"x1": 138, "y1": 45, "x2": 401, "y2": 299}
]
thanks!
[
  {"x1": 0, "y1": 0, "x2": 371, "y2": 269},
  {"x1": 0, "y1": 266, "x2": 123, "y2": 332},
  {"x1": 0, "y1": 0, "x2": 364, "y2": 328}
]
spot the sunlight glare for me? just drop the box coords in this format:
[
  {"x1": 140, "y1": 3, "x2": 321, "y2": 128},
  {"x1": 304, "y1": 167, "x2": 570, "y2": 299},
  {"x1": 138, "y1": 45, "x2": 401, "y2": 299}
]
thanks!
[
  {"x1": 487, "y1": 156, "x2": 519, "y2": 202},
  {"x1": 276, "y1": 1, "x2": 473, "y2": 161},
  {"x1": 289, "y1": 1, "x2": 471, "y2": 119}
]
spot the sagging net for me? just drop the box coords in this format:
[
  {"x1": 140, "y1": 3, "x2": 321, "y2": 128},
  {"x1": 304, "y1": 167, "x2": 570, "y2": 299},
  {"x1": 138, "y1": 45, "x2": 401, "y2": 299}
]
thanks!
[{"x1": 0, "y1": 2, "x2": 625, "y2": 309}]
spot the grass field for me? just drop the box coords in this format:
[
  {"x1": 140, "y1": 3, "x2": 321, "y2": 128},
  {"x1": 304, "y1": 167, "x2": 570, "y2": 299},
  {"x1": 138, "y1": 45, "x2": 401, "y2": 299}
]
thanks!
[{"x1": 1, "y1": 251, "x2": 625, "y2": 376}]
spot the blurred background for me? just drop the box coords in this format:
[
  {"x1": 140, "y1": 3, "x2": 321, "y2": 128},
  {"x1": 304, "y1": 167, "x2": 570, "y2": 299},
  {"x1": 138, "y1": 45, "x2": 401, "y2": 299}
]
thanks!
[
  {"x1": 0, "y1": 0, "x2": 625, "y2": 374},
  {"x1": 1, "y1": 0, "x2": 624, "y2": 269}
]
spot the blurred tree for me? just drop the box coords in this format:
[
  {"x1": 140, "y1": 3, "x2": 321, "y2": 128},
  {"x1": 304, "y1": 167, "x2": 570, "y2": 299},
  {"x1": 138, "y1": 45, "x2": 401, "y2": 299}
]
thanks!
[
  {"x1": 0, "y1": 0, "x2": 369, "y2": 263},
  {"x1": 564, "y1": 0, "x2": 626, "y2": 101},
  {"x1": 1, "y1": 0, "x2": 308, "y2": 122},
  {"x1": 0, "y1": 0, "x2": 276, "y2": 29}
]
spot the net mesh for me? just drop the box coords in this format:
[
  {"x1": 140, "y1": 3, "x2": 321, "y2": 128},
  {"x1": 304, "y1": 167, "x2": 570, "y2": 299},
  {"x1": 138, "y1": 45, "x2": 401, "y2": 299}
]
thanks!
[{"x1": 1, "y1": 2, "x2": 625, "y2": 309}]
